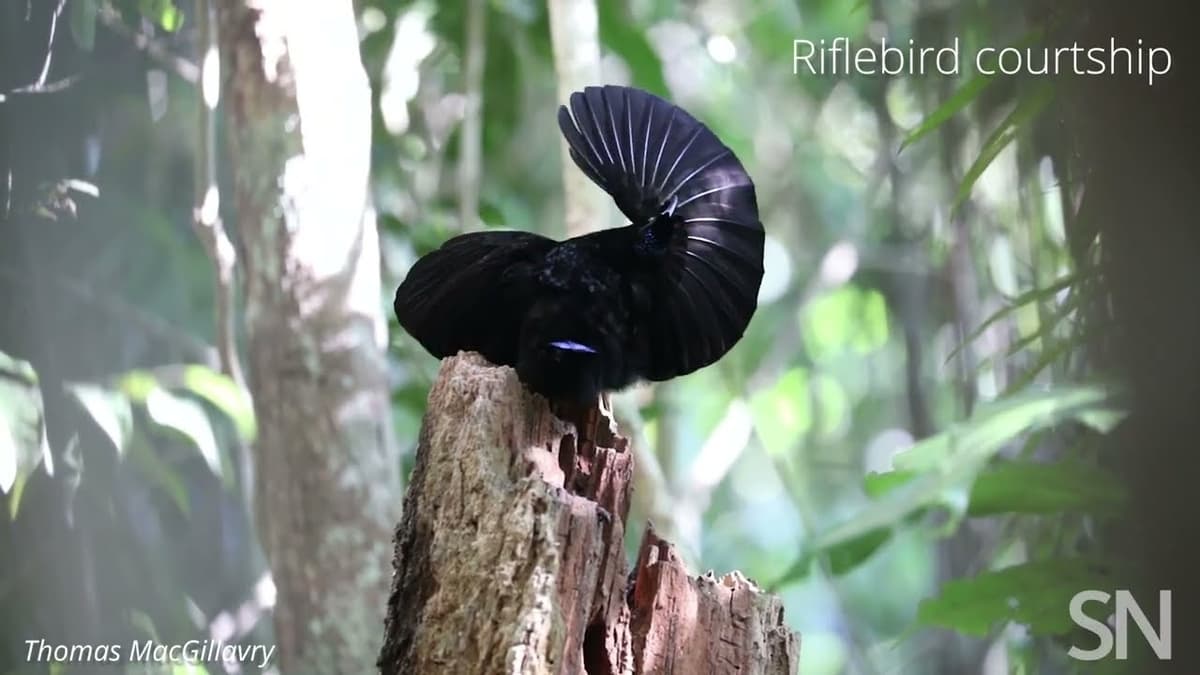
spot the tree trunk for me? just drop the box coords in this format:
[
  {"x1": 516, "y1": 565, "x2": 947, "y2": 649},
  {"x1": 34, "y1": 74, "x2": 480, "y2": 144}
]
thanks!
[
  {"x1": 217, "y1": 1, "x2": 400, "y2": 672},
  {"x1": 379, "y1": 353, "x2": 799, "y2": 674}
]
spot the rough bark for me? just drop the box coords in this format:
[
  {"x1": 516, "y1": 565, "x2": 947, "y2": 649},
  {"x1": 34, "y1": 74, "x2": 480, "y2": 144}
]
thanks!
[
  {"x1": 379, "y1": 353, "x2": 799, "y2": 675},
  {"x1": 218, "y1": 1, "x2": 400, "y2": 672}
]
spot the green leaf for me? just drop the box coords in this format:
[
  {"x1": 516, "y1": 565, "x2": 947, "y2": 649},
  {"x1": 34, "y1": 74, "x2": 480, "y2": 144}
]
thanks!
[
  {"x1": 0, "y1": 354, "x2": 45, "y2": 513},
  {"x1": 946, "y1": 270, "x2": 1084, "y2": 365},
  {"x1": 120, "y1": 370, "x2": 159, "y2": 401},
  {"x1": 69, "y1": 0, "x2": 98, "y2": 51},
  {"x1": 802, "y1": 286, "x2": 890, "y2": 361},
  {"x1": 749, "y1": 368, "x2": 811, "y2": 456},
  {"x1": 1001, "y1": 337, "x2": 1076, "y2": 396},
  {"x1": 0, "y1": 411, "x2": 19, "y2": 496},
  {"x1": 900, "y1": 74, "x2": 991, "y2": 151},
  {"x1": 774, "y1": 526, "x2": 894, "y2": 585},
  {"x1": 182, "y1": 366, "x2": 256, "y2": 441},
  {"x1": 892, "y1": 386, "x2": 1109, "y2": 472},
  {"x1": 900, "y1": 28, "x2": 1047, "y2": 151},
  {"x1": 771, "y1": 387, "x2": 1117, "y2": 589},
  {"x1": 597, "y1": 2, "x2": 669, "y2": 97},
  {"x1": 825, "y1": 527, "x2": 892, "y2": 576},
  {"x1": 66, "y1": 383, "x2": 133, "y2": 456},
  {"x1": 953, "y1": 83, "x2": 1054, "y2": 211},
  {"x1": 128, "y1": 435, "x2": 190, "y2": 517},
  {"x1": 968, "y1": 460, "x2": 1127, "y2": 517},
  {"x1": 917, "y1": 558, "x2": 1112, "y2": 636},
  {"x1": 138, "y1": 0, "x2": 184, "y2": 32},
  {"x1": 863, "y1": 470, "x2": 918, "y2": 498},
  {"x1": 159, "y1": 2, "x2": 184, "y2": 32},
  {"x1": 144, "y1": 387, "x2": 225, "y2": 481}
]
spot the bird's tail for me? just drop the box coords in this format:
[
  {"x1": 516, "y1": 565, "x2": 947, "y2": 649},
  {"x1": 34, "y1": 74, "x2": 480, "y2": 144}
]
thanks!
[{"x1": 556, "y1": 85, "x2": 765, "y2": 379}]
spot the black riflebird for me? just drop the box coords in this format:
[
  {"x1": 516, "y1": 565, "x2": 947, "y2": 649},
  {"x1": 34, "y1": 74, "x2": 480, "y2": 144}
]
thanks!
[{"x1": 394, "y1": 85, "x2": 764, "y2": 403}]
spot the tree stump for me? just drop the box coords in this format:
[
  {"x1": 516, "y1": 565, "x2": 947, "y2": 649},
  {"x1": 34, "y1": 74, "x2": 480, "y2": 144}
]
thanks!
[{"x1": 379, "y1": 353, "x2": 799, "y2": 674}]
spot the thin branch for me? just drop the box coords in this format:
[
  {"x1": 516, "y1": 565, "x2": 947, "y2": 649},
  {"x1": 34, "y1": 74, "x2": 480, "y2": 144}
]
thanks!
[
  {"x1": 191, "y1": 0, "x2": 243, "y2": 390},
  {"x1": 35, "y1": 0, "x2": 67, "y2": 88},
  {"x1": 457, "y1": 0, "x2": 486, "y2": 229},
  {"x1": 97, "y1": 6, "x2": 199, "y2": 84},
  {"x1": 8, "y1": 74, "x2": 80, "y2": 96}
]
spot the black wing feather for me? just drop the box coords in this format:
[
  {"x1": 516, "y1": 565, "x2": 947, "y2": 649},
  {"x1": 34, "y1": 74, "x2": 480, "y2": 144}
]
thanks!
[
  {"x1": 393, "y1": 231, "x2": 555, "y2": 367},
  {"x1": 557, "y1": 85, "x2": 765, "y2": 380}
]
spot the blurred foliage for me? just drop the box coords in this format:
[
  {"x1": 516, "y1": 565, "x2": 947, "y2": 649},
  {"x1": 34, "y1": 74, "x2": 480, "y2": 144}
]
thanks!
[{"x1": 1, "y1": 0, "x2": 1134, "y2": 673}]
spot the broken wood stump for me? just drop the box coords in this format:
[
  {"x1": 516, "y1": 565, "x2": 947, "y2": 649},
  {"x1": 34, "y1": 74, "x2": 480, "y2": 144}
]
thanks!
[{"x1": 378, "y1": 353, "x2": 799, "y2": 674}]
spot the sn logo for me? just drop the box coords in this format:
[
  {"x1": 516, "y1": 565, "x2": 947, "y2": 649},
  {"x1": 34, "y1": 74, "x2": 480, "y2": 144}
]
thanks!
[{"x1": 1069, "y1": 590, "x2": 1171, "y2": 661}]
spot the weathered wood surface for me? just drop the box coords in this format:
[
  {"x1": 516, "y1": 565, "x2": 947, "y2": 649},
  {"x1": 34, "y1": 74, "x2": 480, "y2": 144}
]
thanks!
[{"x1": 379, "y1": 353, "x2": 798, "y2": 674}]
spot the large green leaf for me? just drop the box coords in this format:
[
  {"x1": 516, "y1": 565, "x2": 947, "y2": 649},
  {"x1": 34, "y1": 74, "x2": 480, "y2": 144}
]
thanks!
[
  {"x1": 917, "y1": 558, "x2": 1112, "y2": 636},
  {"x1": 144, "y1": 387, "x2": 228, "y2": 483},
  {"x1": 772, "y1": 387, "x2": 1118, "y2": 588},
  {"x1": 776, "y1": 526, "x2": 894, "y2": 584},
  {"x1": 952, "y1": 82, "x2": 1054, "y2": 212},
  {"x1": 182, "y1": 366, "x2": 256, "y2": 441},
  {"x1": 968, "y1": 460, "x2": 1126, "y2": 517},
  {"x1": 67, "y1": 383, "x2": 134, "y2": 456},
  {"x1": 891, "y1": 385, "x2": 1110, "y2": 472},
  {"x1": 0, "y1": 354, "x2": 45, "y2": 518}
]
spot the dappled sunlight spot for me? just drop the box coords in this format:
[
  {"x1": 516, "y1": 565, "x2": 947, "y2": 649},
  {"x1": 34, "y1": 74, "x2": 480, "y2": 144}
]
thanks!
[
  {"x1": 815, "y1": 82, "x2": 880, "y2": 176},
  {"x1": 758, "y1": 235, "x2": 791, "y2": 304},
  {"x1": 753, "y1": 113, "x2": 798, "y2": 173},
  {"x1": 750, "y1": 368, "x2": 812, "y2": 456},
  {"x1": 256, "y1": 572, "x2": 277, "y2": 609},
  {"x1": 599, "y1": 54, "x2": 632, "y2": 86},
  {"x1": 1039, "y1": 157, "x2": 1068, "y2": 245},
  {"x1": 687, "y1": 398, "x2": 753, "y2": 493},
  {"x1": 199, "y1": 185, "x2": 220, "y2": 227},
  {"x1": 885, "y1": 77, "x2": 924, "y2": 130},
  {"x1": 796, "y1": 630, "x2": 849, "y2": 675},
  {"x1": 987, "y1": 235, "x2": 1018, "y2": 297},
  {"x1": 251, "y1": 0, "x2": 289, "y2": 83},
  {"x1": 863, "y1": 427, "x2": 915, "y2": 474},
  {"x1": 977, "y1": 362, "x2": 1000, "y2": 402},
  {"x1": 0, "y1": 415, "x2": 16, "y2": 494},
  {"x1": 380, "y1": 4, "x2": 437, "y2": 136},
  {"x1": 359, "y1": 7, "x2": 387, "y2": 34},
  {"x1": 706, "y1": 34, "x2": 737, "y2": 64},
  {"x1": 812, "y1": 374, "x2": 850, "y2": 441},
  {"x1": 649, "y1": 21, "x2": 709, "y2": 100},
  {"x1": 817, "y1": 240, "x2": 858, "y2": 289},
  {"x1": 802, "y1": 286, "x2": 890, "y2": 361}
]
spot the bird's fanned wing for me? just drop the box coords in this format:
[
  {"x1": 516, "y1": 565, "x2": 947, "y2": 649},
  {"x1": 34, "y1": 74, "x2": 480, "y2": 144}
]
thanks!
[
  {"x1": 557, "y1": 85, "x2": 765, "y2": 379},
  {"x1": 393, "y1": 230, "x2": 556, "y2": 367}
]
